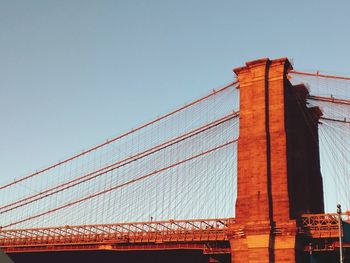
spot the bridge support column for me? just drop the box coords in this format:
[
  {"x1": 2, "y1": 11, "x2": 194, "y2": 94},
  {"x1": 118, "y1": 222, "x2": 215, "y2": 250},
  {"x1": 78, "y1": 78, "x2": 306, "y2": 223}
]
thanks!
[
  {"x1": 230, "y1": 222, "x2": 271, "y2": 263},
  {"x1": 229, "y1": 58, "x2": 324, "y2": 262}
]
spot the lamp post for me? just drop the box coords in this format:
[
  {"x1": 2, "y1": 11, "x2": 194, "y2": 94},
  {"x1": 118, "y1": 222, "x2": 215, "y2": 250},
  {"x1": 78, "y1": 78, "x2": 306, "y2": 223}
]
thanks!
[
  {"x1": 338, "y1": 204, "x2": 343, "y2": 263},
  {"x1": 309, "y1": 242, "x2": 313, "y2": 262}
]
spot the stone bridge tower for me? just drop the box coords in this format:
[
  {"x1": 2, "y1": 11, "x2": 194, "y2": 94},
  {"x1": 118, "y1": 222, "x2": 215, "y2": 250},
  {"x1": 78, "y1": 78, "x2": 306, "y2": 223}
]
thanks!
[{"x1": 229, "y1": 58, "x2": 324, "y2": 262}]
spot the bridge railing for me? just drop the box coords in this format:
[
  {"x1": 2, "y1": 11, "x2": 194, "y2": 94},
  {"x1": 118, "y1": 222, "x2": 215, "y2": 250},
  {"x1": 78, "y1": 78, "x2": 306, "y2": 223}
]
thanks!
[
  {"x1": 0, "y1": 218, "x2": 235, "y2": 249},
  {"x1": 5, "y1": 213, "x2": 350, "y2": 251},
  {"x1": 300, "y1": 212, "x2": 350, "y2": 238}
]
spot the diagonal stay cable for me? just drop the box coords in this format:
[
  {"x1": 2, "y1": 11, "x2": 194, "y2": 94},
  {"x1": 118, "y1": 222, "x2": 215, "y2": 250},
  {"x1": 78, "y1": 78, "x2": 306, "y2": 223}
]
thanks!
[
  {"x1": 2, "y1": 139, "x2": 238, "y2": 229},
  {"x1": 0, "y1": 81, "x2": 238, "y2": 191},
  {"x1": 0, "y1": 113, "x2": 239, "y2": 214}
]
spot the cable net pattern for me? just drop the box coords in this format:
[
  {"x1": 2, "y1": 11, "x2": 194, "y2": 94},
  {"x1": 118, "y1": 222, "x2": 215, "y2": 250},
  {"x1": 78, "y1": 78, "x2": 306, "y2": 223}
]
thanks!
[
  {"x1": 2, "y1": 70, "x2": 349, "y2": 231},
  {"x1": 0, "y1": 82, "x2": 239, "y2": 229}
]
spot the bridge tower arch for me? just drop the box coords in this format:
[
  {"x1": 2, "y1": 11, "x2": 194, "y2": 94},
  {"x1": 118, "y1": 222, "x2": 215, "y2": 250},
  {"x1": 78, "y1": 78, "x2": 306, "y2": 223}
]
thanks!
[{"x1": 230, "y1": 58, "x2": 324, "y2": 262}]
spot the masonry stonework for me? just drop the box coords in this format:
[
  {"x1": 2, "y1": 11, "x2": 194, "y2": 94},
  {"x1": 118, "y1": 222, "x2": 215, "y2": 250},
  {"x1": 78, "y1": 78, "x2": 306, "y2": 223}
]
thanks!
[{"x1": 229, "y1": 58, "x2": 324, "y2": 263}]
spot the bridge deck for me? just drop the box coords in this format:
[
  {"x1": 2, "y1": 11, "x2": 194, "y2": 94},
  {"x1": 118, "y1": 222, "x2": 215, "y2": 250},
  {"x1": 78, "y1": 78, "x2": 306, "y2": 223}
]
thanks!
[
  {"x1": 300, "y1": 213, "x2": 350, "y2": 238},
  {"x1": 2, "y1": 213, "x2": 350, "y2": 253},
  {"x1": 0, "y1": 218, "x2": 233, "y2": 253}
]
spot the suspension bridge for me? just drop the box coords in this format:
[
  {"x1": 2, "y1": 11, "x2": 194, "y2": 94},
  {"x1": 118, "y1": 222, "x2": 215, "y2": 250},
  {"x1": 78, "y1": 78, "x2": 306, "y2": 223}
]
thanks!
[{"x1": 0, "y1": 58, "x2": 349, "y2": 262}]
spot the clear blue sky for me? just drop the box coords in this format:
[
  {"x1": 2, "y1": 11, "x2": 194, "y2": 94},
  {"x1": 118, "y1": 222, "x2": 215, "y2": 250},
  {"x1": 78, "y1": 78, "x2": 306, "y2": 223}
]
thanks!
[{"x1": 0, "y1": 1, "x2": 349, "y2": 188}]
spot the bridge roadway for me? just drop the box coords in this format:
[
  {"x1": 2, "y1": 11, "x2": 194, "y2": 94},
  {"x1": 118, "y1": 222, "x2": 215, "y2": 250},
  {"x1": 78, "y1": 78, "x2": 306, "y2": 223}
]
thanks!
[
  {"x1": 1, "y1": 213, "x2": 350, "y2": 255},
  {"x1": 0, "y1": 218, "x2": 233, "y2": 254}
]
